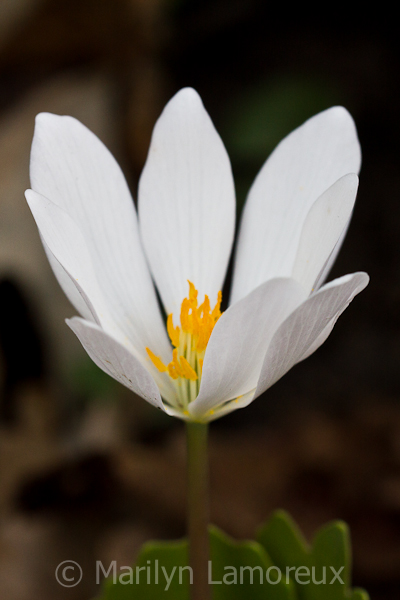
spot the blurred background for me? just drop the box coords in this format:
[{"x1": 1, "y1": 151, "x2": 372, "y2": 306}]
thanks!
[{"x1": 0, "y1": 1, "x2": 398, "y2": 598}]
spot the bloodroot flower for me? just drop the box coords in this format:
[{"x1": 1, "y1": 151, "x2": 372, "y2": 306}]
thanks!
[{"x1": 25, "y1": 88, "x2": 369, "y2": 422}]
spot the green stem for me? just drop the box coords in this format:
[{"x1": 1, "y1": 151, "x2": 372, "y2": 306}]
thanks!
[{"x1": 186, "y1": 421, "x2": 210, "y2": 600}]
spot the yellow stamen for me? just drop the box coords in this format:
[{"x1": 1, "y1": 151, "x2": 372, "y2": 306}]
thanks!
[
  {"x1": 167, "y1": 313, "x2": 180, "y2": 347},
  {"x1": 211, "y1": 290, "x2": 222, "y2": 320},
  {"x1": 180, "y1": 297, "x2": 192, "y2": 332},
  {"x1": 179, "y1": 355, "x2": 198, "y2": 381},
  {"x1": 146, "y1": 282, "x2": 224, "y2": 407},
  {"x1": 167, "y1": 363, "x2": 179, "y2": 379},
  {"x1": 172, "y1": 348, "x2": 184, "y2": 377},
  {"x1": 146, "y1": 347, "x2": 168, "y2": 372},
  {"x1": 188, "y1": 280, "x2": 198, "y2": 302}
]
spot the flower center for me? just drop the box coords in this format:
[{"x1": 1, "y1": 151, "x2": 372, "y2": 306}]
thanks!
[{"x1": 146, "y1": 281, "x2": 222, "y2": 408}]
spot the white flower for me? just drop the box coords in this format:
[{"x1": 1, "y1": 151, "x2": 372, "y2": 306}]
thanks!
[{"x1": 25, "y1": 88, "x2": 369, "y2": 422}]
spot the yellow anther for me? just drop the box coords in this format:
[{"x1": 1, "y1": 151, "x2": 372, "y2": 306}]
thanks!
[
  {"x1": 211, "y1": 290, "x2": 222, "y2": 320},
  {"x1": 180, "y1": 297, "x2": 192, "y2": 332},
  {"x1": 167, "y1": 313, "x2": 180, "y2": 347},
  {"x1": 167, "y1": 363, "x2": 179, "y2": 379},
  {"x1": 188, "y1": 280, "x2": 198, "y2": 302},
  {"x1": 198, "y1": 295, "x2": 210, "y2": 316},
  {"x1": 196, "y1": 326, "x2": 209, "y2": 352},
  {"x1": 146, "y1": 283, "x2": 223, "y2": 398},
  {"x1": 179, "y1": 355, "x2": 198, "y2": 381},
  {"x1": 171, "y1": 348, "x2": 184, "y2": 377},
  {"x1": 146, "y1": 348, "x2": 168, "y2": 373}
]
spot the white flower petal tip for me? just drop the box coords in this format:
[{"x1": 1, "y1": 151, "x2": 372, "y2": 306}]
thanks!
[
  {"x1": 291, "y1": 172, "x2": 359, "y2": 293},
  {"x1": 138, "y1": 86, "x2": 236, "y2": 317},
  {"x1": 161, "y1": 87, "x2": 205, "y2": 110},
  {"x1": 27, "y1": 89, "x2": 368, "y2": 423},
  {"x1": 29, "y1": 107, "x2": 172, "y2": 365},
  {"x1": 230, "y1": 104, "x2": 362, "y2": 304},
  {"x1": 66, "y1": 317, "x2": 168, "y2": 413},
  {"x1": 35, "y1": 111, "x2": 63, "y2": 127}
]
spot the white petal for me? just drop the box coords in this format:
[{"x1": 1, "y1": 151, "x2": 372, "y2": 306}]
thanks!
[
  {"x1": 188, "y1": 278, "x2": 307, "y2": 419},
  {"x1": 26, "y1": 189, "x2": 106, "y2": 324},
  {"x1": 291, "y1": 173, "x2": 359, "y2": 293},
  {"x1": 29, "y1": 115, "x2": 171, "y2": 362},
  {"x1": 43, "y1": 238, "x2": 99, "y2": 323},
  {"x1": 230, "y1": 106, "x2": 361, "y2": 304},
  {"x1": 67, "y1": 317, "x2": 169, "y2": 412},
  {"x1": 138, "y1": 87, "x2": 236, "y2": 317},
  {"x1": 297, "y1": 314, "x2": 341, "y2": 362},
  {"x1": 312, "y1": 221, "x2": 350, "y2": 291},
  {"x1": 253, "y1": 272, "x2": 369, "y2": 399},
  {"x1": 201, "y1": 389, "x2": 256, "y2": 422}
]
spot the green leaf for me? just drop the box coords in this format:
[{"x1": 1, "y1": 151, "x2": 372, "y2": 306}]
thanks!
[
  {"x1": 209, "y1": 525, "x2": 296, "y2": 600},
  {"x1": 99, "y1": 526, "x2": 296, "y2": 600},
  {"x1": 101, "y1": 538, "x2": 189, "y2": 600},
  {"x1": 257, "y1": 511, "x2": 369, "y2": 600},
  {"x1": 312, "y1": 521, "x2": 350, "y2": 600},
  {"x1": 98, "y1": 513, "x2": 369, "y2": 600},
  {"x1": 257, "y1": 510, "x2": 310, "y2": 570}
]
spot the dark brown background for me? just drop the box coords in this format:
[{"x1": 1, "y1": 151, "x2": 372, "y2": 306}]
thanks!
[{"x1": 0, "y1": 2, "x2": 398, "y2": 598}]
